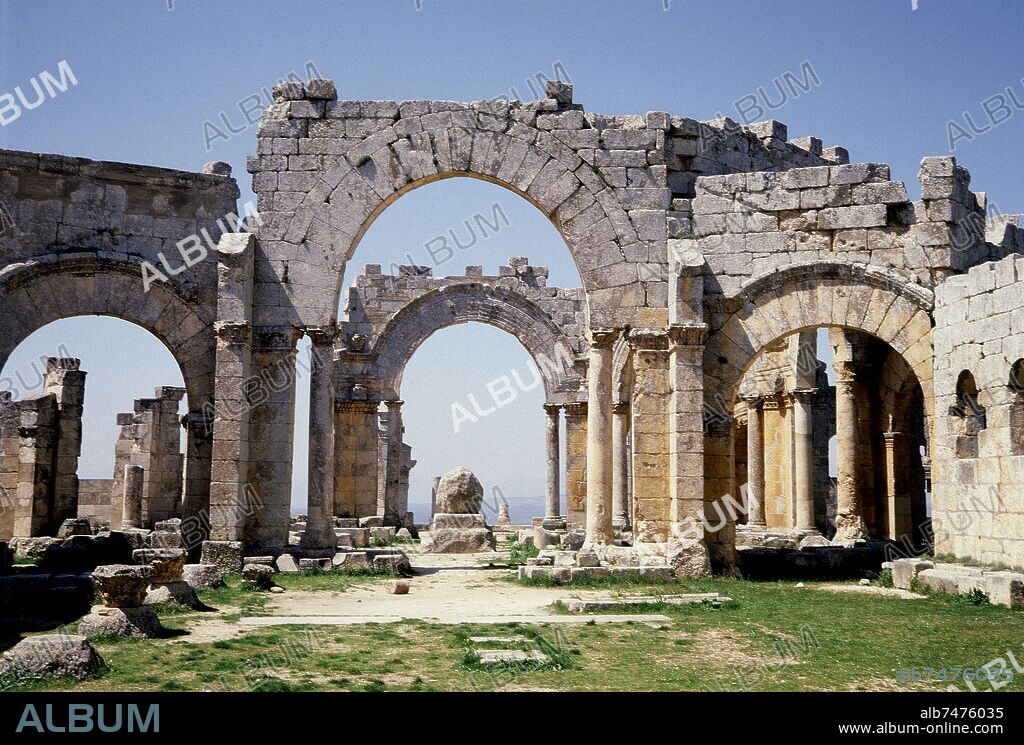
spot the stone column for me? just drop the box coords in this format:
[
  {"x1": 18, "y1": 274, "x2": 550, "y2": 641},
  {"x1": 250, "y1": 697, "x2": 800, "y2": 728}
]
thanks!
[
  {"x1": 301, "y1": 329, "x2": 336, "y2": 550},
  {"x1": 180, "y1": 409, "x2": 213, "y2": 531},
  {"x1": 742, "y1": 395, "x2": 766, "y2": 527},
  {"x1": 585, "y1": 329, "x2": 617, "y2": 546},
  {"x1": 611, "y1": 400, "x2": 630, "y2": 530},
  {"x1": 542, "y1": 403, "x2": 561, "y2": 525},
  {"x1": 14, "y1": 397, "x2": 59, "y2": 537},
  {"x1": 43, "y1": 358, "x2": 86, "y2": 531},
  {"x1": 884, "y1": 432, "x2": 913, "y2": 541},
  {"x1": 245, "y1": 326, "x2": 301, "y2": 551},
  {"x1": 334, "y1": 397, "x2": 379, "y2": 518},
  {"x1": 791, "y1": 388, "x2": 818, "y2": 534},
  {"x1": 563, "y1": 402, "x2": 588, "y2": 527},
  {"x1": 383, "y1": 400, "x2": 404, "y2": 524},
  {"x1": 208, "y1": 233, "x2": 255, "y2": 546},
  {"x1": 122, "y1": 464, "x2": 144, "y2": 529},
  {"x1": 834, "y1": 363, "x2": 866, "y2": 541},
  {"x1": 430, "y1": 475, "x2": 441, "y2": 519}
]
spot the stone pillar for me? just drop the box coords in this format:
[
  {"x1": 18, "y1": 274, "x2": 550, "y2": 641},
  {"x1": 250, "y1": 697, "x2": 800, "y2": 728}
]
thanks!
[
  {"x1": 14, "y1": 397, "x2": 59, "y2": 537},
  {"x1": 383, "y1": 400, "x2": 404, "y2": 524},
  {"x1": 563, "y1": 402, "x2": 588, "y2": 527},
  {"x1": 834, "y1": 363, "x2": 866, "y2": 541},
  {"x1": 334, "y1": 398, "x2": 379, "y2": 518},
  {"x1": 208, "y1": 233, "x2": 255, "y2": 546},
  {"x1": 122, "y1": 464, "x2": 144, "y2": 529},
  {"x1": 791, "y1": 388, "x2": 818, "y2": 534},
  {"x1": 245, "y1": 326, "x2": 300, "y2": 551},
  {"x1": 398, "y1": 443, "x2": 415, "y2": 520},
  {"x1": 630, "y1": 328, "x2": 673, "y2": 543},
  {"x1": 43, "y1": 358, "x2": 86, "y2": 530},
  {"x1": 669, "y1": 324, "x2": 708, "y2": 554},
  {"x1": 301, "y1": 329, "x2": 336, "y2": 550},
  {"x1": 0, "y1": 393, "x2": 19, "y2": 541},
  {"x1": 180, "y1": 409, "x2": 213, "y2": 533},
  {"x1": 743, "y1": 395, "x2": 766, "y2": 527},
  {"x1": 430, "y1": 475, "x2": 440, "y2": 519},
  {"x1": 611, "y1": 400, "x2": 630, "y2": 531},
  {"x1": 884, "y1": 432, "x2": 913, "y2": 541},
  {"x1": 543, "y1": 403, "x2": 561, "y2": 525},
  {"x1": 585, "y1": 329, "x2": 617, "y2": 546}
]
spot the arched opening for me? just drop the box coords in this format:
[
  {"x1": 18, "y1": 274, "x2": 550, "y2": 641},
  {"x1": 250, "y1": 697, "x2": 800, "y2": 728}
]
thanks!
[
  {"x1": 327, "y1": 176, "x2": 586, "y2": 539},
  {"x1": 733, "y1": 325, "x2": 929, "y2": 547},
  {"x1": 0, "y1": 317, "x2": 188, "y2": 539},
  {"x1": 952, "y1": 370, "x2": 986, "y2": 459}
]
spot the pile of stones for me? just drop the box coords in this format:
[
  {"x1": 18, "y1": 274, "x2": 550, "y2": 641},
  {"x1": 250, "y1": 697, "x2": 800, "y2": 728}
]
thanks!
[
  {"x1": 888, "y1": 558, "x2": 1024, "y2": 608},
  {"x1": 78, "y1": 564, "x2": 163, "y2": 638}
]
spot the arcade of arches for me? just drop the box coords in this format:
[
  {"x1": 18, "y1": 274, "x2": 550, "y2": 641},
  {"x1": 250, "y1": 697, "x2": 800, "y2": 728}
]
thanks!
[{"x1": 2, "y1": 77, "x2": 1023, "y2": 574}]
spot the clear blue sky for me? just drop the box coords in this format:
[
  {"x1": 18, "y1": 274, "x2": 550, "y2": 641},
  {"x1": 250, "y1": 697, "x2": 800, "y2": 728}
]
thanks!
[{"x1": 1, "y1": 1, "x2": 1020, "y2": 518}]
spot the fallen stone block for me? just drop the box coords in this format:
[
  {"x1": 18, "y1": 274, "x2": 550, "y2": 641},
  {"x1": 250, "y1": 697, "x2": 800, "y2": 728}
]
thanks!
[
  {"x1": 91, "y1": 564, "x2": 155, "y2": 608},
  {"x1": 335, "y1": 527, "x2": 369, "y2": 548},
  {"x1": 477, "y1": 649, "x2": 550, "y2": 664},
  {"x1": 200, "y1": 541, "x2": 243, "y2": 573},
  {"x1": 372, "y1": 553, "x2": 412, "y2": 576},
  {"x1": 79, "y1": 606, "x2": 162, "y2": 638},
  {"x1": 370, "y1": 526, "x2": 397, "y2": 543},
  {"x1": 386, "y1": 580, "x2": 410, "y2": 594},
  {"x1": 182, "y1": 564, "x2": 224, "y2": 590},
  {"x1": 242, "y1": 564, "x2": 275, "y2": 589},
  {"x1": 298, "y1": 558, "x2": 332, "y2": 571},
  {"x1": 145, "y1": 581, "x2": 200, "y2": 609},
  {"x1": 983, "y1": 571, "x2": 1024, "y2": 609},
  {"x1": 891, "y1": 558, "x2": 933, "y2": 590},
  {"x1": 275, "y1": 554, "x2": 300, "y2": 573},
  {"x1": 0, "y1": 635, "x2": 104, "y2": 681},
  {"x1": 332, "y1": 551, "x2": 370, "y2": 570},
  {"x1": 56, "y1": 518, "x2": 93, "y2": 539}
]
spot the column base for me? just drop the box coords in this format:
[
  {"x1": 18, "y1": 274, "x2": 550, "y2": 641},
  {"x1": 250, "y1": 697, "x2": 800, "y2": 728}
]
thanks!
[
  {"x1": 541, "y1": 516, "x2": 566, "y2": 530},
  {"x1": 834, "y1": 514, "x2": 867, "y2": 542}
]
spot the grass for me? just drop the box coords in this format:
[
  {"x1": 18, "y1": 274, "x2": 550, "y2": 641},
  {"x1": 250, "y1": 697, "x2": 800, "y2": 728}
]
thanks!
[
  {"x1": 507, "y1": 541, "x2": 539, "y2": 566},
  {"x1": 932, "y1": 553, "x2": 1024, "y2": 573},
  {"x1": 3, "y1": 576, "x2": 1023, "y2": 692}
]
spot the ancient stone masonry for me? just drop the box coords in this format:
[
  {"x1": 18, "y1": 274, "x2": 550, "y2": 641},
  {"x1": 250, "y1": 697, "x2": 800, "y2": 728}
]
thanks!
[
  {"x1": 108, "y1": 387, "x2": 186, "y2": 530},
  {"x1": 3, "y1": 78, "x2": 1024, "y2": 577},
  {"x1": 933, "y1": 252, "x2": 1024, "y2": 567}
]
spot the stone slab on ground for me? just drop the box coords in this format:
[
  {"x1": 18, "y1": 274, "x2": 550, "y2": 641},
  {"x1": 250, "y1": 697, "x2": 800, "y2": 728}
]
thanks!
[
  {"x1": 200, "y1": 541, "x2": 243, "y2": 573},
  {"x1": 477, "y1": 649, "x2": 550, "y2": 664},
  {"x1": 238, "y1": 613, "x2": 673, "y2": 626},
  {"x1": 183, "y1": 564, "x2": 224, "y2": 590},
  {"x1": 891, "y1": 558, "x2": 933, "y2": 590},
  {"x1": 78, "y1": 606, "x2": 162, "y2": 638},
  {"x1": 562, "y1": 593, "x2": 727, "y2": 613},
  {"x1": 979, "y1": 571, "x2": 1024, "y2": 608}
]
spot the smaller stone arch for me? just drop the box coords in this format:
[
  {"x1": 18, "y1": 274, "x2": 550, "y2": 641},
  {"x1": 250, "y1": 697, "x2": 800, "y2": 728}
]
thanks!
[{"x1": 367, "y1": 283, "x2": 585, "y2": 404}]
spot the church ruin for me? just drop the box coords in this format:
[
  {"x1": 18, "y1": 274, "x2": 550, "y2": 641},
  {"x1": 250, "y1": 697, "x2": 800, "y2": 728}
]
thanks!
[{"x1": 1, "y1": 78, "x2": 1022, "y2": 574}]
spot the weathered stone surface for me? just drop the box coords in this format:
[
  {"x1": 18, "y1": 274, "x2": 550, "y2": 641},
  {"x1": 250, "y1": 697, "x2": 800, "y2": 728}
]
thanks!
[
  {"x1": 132, "y1": 548, "x2": 186, "y2": 583},
  {"x1": 275, "y1": 554, "x2": 300, "y2": 573},
  {"x1": 422, "y1": 527, "x2": 495, "y2": 554},
  {"x1": 666, "y1": 538, "x2": 712, "y2": 578},
  {"x1": 56, "y1": 518, "x2": 93, "y2": 539},
  {"x1": 386, "y1": 579, "x2": 410, "y2": 594},
  {"x1": 78, "y1": 606, "x2": 162, "y2": 639},
  {"x1": 371, "y1": 552, "x2": 412, "y2": 576},
  {"x1": 144, "y1": 580, "x2": 200, "y2": 608},
  {"x1": 891, "y1": 558, "x2": 933, "y2": 590},
  {"x1": 0, "y1": 635, "x2": 104, "y2": 680},
  {"x1": 984, "y1": 572, "x2": 1024, "y2": 609},
  {"x1": 91, "y1": 564, "x2": 155, "y2": 608},
  {"x1": 200, "y1": 541, "x2": 243, "y2": 573},
  {"x1": 242, "y1": 563, "x2": 275, "y2": 589},
  {"x1": 434, "y1": 467, "x2": 484, "y2": 514},
  {"x1": 332, "y1": 551, "x2": 370, "y2": 570},
  {"x1": 182, "y1": 564, "x2": 224, "y2": 590}
]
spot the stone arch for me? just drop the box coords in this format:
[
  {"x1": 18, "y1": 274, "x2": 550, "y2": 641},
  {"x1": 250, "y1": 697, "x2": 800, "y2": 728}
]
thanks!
[
  {"x1": 369, "y1": 283, "x2": 584, "y2": 404},
  {"x1": 270, "y1": 124, "x2": 647, "y2": 330},
  {"x1": 0, "y1": 257, "x2": 215, "y2": 405},
  {"x1": 705, "y1": 262, "x2": 934, "y2": 419}
]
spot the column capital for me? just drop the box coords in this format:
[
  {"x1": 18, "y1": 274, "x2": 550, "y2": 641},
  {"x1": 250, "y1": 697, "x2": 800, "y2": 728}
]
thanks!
[
  {"x1": 587, "y1": 328, "x2": 620, "y2": 349},
  {"x1": 563, "y1": 401, "x2": 588, "y2": 418},
  {"x1": 305, "y1": 325, "x2": 337, "y2": 347},
  {"x1": 739, "y1": 393, "x2": 764, "y2": 409},
  {"x1": 883, "y1": 431, "x2": 913, "y2": 444},
  {"x1": 789, "y1": 387, "x2": 817, "y2": 404},
  {"x1": 542, "y1": 402, "x2": 562, "y2": 416},
  {"x1": 214, "y1": 321, "x2": 252, "y2": 346},
  {"x1": 668, "y1": 323, "x2": 708, "y2": 347},
  {"x1": 612, "y1": 400, "x2": 630, "y2": 416},
  {"x1": 627, "y1": 327, "x2": 670, "y2": 351},
  {"x1": 335, "y1": 399, "x2": 379, "y2": 414},
  {"x1": 252, "y1": 325, "x2": 302, "y2": 352},
  {"x1": 385, "y1": 399, "x2": 404, "y2": 412}
]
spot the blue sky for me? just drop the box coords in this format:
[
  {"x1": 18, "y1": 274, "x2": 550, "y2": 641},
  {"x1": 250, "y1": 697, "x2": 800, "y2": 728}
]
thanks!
[{"x1": 1, "y1": 0, "x2": 1020, "y2": 517}]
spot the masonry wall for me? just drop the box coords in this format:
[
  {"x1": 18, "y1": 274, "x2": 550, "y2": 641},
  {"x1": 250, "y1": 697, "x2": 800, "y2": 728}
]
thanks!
[
  {"x1": 933, "y1": 253, "x2": 1024, "y2": 567},
  {"x1": 77, "y1": 478, "x2": 114, "y2": 524}
]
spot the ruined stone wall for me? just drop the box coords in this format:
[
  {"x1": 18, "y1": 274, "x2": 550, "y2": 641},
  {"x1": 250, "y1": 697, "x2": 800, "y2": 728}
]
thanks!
[
  {"x1": 77, "y1": 478, "x2": 114, "y2": 524},
  {"x1": 0, "y1": 394, "x2": 19, "y2": 539},
  {"x1": 933, "y1": 253, "x2": 1024, "y2": 567}
]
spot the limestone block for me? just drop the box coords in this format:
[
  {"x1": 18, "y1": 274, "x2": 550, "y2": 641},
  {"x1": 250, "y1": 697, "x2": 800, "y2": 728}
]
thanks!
[
  {"x1": 144, "y1": 581, "x2": 200, "y2": 609},
  {"x1": 200, "y1": 541, "x2": 243, "y2": 573},
  {"x1": 78, "y1": 606, "x2": 162, "y2": 639},
  {"x1": 891, "y1": 558, "x2": 933, "y2": 590},
  {"x1": 242, "y1": 564, "x2": 275, "y2": 589},
  {"x1": 336, "y1": 527, "x2": 369, "y2": 548},
  {"x1": 0, "y1": 635, "x2": 104, "y2": 680},
  {"x1": 91, "y1": 564, "x2": 155, "y2": 608},
  {"x1": 132, "y1": 548, "x2": 187, "y2": 583},
  {"x1": 275, "y1": 554, "x2": 300, "y2": 573},
  {"x1": 435, "y1": 467, "x2": 484, "y2": 514},
  {"x1": 182, "y1": 564, "x2": 224, "y2": 590},
  {"x1": 370, "y1": 526, "x2": 396, "y2": 543},
  {"x1": 983, "y1": 571, "x2": 1024, "y2": 608},
  {"x1": 371, "y1": 552, "x2": 412, "y2": 575},
  {"x1": 332, "y1": 551, "x2": 369, "y2": 570}
]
